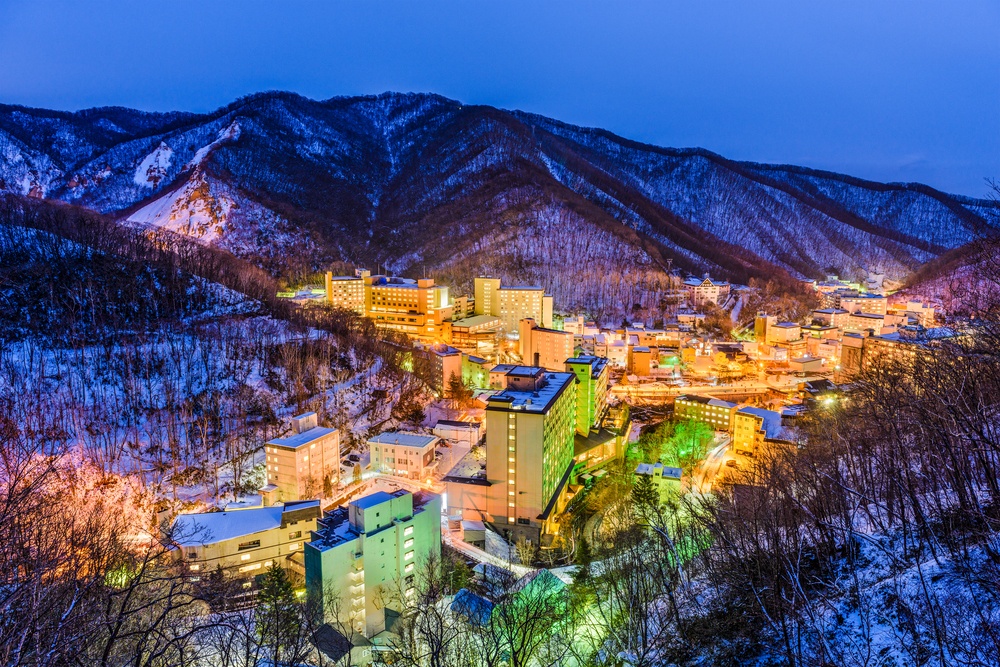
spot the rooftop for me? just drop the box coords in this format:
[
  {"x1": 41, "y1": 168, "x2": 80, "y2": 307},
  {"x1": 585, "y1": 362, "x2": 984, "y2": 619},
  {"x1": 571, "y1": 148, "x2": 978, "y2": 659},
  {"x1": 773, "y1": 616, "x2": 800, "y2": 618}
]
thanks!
[
  {"x1": 487, "y1": 371, "x2": 575, "y2": 413},
  {"x1": 566, "y1": 354, "x2": 609, "y2": 378},
  {"x1": 442, "y1": 447, "x2": 489, "y2": 485},
  {"x1": 267, "y1": 426, "x2": 337, "y2": 450},
  {"x1": 451, "y1": 314, "x2": 501, "y2": 328},
  {"x1": 499, "y1": 285, "x2": 543, "y2": 291},
  {"x1": 677, "y1": 394, "x2": 737, "y2": 409},
  {"x1": 172, "y1": 500, "x2": 320, "y2": 547},
  {"x1": 368, "y1": 431, "x2": 439, "y2": 449},
  {"x1": 737, "y1": 407, "x2": 784, "y2": 439}
]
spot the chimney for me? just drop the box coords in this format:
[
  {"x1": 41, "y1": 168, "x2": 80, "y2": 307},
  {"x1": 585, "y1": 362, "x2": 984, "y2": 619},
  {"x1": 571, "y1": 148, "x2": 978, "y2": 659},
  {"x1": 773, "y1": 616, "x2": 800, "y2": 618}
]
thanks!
[{"x1": 291, "y1": 412, "x2": 318, "y2": 434}]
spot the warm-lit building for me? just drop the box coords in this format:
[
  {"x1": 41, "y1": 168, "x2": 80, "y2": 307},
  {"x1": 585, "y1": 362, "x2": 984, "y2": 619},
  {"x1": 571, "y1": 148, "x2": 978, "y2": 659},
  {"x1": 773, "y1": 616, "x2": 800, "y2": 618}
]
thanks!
[
  {"x1": 627, "y1": 345, "x2": 653, "y2": 376},
  {"x1": 733, "y1": 407, "x2": 784, "y2": 456},
  {"x1": 811, "y1": 308, "x2": 849, "y2": 328},
  {"x1": 519, "y1": 318, "x2": 574, "y2": 371},
  {"x1": 861, "y1": 327, "x2": 956, "y2": 372},
  {"x1": 450, "y1": 314, "x2": 501, "y2": 351},
  {"x1": 770, "y1": 322, "x2": 802, "y2": 343},
  {"x1": 674, "y1": 394, "x2": 737, "y2": 431},
  {"x1": 368, "y1": 432, "x2": 439, "y2": 480},
  {"x1": 474, "y1": 277, "x2": 553, "y2": 331},
  {"x1": 446, "y1": 360, "x2": 613, "y2": 544},
  {"x1": 365, "y1": 275, "x2": 452, "y2": 340},
  {"x1": 324, "y1": 269, "x2": 369, "y2": 314},
  {"x1": 173, "y1": 500, "x2": 321, "y2": 581},
  {"x1": 305, "y1": 491, "x2": 442, "y2": 639},
  {"x1": 840, "y1": 294, "x2": 888, "y2": 316},
  {"x1": 262, "y1": 413, "x2": 340, "y2": 504},
  {"x1": 683, "y1": 276, "x2": 731, "y2": 307}
]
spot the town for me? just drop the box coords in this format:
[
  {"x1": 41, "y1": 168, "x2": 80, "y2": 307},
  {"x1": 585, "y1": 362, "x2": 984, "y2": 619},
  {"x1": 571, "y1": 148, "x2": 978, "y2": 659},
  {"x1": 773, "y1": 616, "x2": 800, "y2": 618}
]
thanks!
[{"x1": 149, "y1": 266, "x2": 947, "y2": 662}]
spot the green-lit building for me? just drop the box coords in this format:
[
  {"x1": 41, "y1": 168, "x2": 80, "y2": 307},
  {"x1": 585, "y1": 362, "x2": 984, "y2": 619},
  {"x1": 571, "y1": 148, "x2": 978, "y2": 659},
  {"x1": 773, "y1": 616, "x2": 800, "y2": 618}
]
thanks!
[{"x1": 304, "y1": 490, "x2": 441, "y2": 640}]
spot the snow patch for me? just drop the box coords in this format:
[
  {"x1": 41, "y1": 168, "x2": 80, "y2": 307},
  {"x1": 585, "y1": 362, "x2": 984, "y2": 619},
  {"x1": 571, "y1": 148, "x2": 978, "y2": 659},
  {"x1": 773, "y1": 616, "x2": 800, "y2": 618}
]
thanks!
[
  {"x1": 186, "y1": 121, "x2": 241, "y2": 169},
  {"x1": 127, "y1": 173, "x2": 231, "y2": 241},
  {"x1": 133, "y1": 141, "x2": 173, "y2": 188}
]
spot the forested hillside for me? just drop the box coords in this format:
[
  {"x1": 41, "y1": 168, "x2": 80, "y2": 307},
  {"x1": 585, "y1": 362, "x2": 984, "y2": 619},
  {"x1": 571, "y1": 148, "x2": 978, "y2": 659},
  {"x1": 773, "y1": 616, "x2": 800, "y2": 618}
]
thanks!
[{"x1": 2, "y1": 92, "x2": 997, "y2": 320}]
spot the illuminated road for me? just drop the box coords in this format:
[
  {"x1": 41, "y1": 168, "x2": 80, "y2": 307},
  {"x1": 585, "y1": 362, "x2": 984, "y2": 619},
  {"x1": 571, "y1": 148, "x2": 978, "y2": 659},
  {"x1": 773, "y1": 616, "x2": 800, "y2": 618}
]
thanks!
[{"x1": 691, "y1": 435, "x2": 731, "y2": 494}]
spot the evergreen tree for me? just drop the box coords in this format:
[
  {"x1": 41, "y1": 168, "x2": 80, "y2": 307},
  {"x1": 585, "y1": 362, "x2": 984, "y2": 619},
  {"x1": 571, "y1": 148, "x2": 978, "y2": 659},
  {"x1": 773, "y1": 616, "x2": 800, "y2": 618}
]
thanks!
[
  {"x1": 632, "y1": 472, "x2": 659, "y2": 514},
  {"x1": 256, "y1": 564, "x2": 301, "y2": 665}
]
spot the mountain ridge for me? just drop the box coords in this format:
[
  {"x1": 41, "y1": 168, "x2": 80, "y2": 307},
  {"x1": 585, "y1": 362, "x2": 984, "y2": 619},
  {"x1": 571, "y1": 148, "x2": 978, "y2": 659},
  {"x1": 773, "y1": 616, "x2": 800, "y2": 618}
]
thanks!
[{"x1": 1, "y1": 91, "x2": 997, "y2": 319}]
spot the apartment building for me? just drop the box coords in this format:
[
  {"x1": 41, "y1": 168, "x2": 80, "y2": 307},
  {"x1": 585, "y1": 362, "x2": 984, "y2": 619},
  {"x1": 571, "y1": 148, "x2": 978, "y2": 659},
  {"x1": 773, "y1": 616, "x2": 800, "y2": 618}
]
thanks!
[
  {"x1": 634, "y1": 463, "x2": 682, "y2": 504},
  {"x1": 683, "y1": 276, "x2": 731, "y2": 307},
  {"x1": 473, "y1": 277, "x2": 553, "y2": 331},
  {"x1": 305, "y1": 490, "x2": 442, "y2": 639},
  {"x1": 566, "y1": 355, "x2": 610, "y2": 437},
  {"x1": 674, "y1": 394, "x2": 737, "y2": 431},
  {"x1": 262, "y1": 413, "x2": 340, "y2": 504},
  {"x1": 733, "y1": 407, "x2": 784, "y2": 456},
  {"x1": 368, "y1": 431, "x2": 440, "y2": 480},
  {"x1": 173, "y1": 500, "x2": 321, "y2": 580},
  {"x1": 519, "y1": 318, "x2": 574, "y2": 371}
]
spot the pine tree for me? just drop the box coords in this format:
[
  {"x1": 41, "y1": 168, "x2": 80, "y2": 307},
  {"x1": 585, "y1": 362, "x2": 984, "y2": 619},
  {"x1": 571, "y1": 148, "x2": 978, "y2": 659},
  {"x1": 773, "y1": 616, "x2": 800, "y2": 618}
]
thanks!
[
  {"x1": 632, "y1": 472, "x2": 659, "y2": 514},
  {"x1": 256, "y1": 564, "x2": 301, "y2": 664}
]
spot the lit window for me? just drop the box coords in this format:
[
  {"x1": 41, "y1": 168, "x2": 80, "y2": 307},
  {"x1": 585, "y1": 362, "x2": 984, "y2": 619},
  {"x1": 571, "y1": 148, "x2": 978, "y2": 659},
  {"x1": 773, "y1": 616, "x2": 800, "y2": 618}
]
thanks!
[
  {"x1": 289, "y1": 542, "x2": 301, "y2": 551},
  {"x1": 404, "y1": 563, "x2": 415, "y2": 573},
  {"x1": 404, "y1": 526, "x2": 414, "y2": 536},
  {"x1": 404, "y1": 538, "x2": 414, "y2": 548},
  {"x1": 189, "y1": 564, "x2": 200, "y2": 572},
  {"x1": 240, "y1": 554, "x2": 251, "y2": 562}
]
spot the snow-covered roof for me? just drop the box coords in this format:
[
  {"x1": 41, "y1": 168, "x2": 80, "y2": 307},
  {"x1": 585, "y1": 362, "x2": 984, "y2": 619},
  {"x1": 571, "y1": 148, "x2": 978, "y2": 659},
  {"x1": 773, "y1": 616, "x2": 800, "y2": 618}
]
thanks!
[
  {"x1": 267, "y1": 425, "x2": 337, "y2": 450},
  {"x1": 368, "y1": 431, "x2": 439, "y2": 449},
  {"x1": 172, "y1": 500, "x2": 320, "y2": 547},
  {"x1": 737, "y1": 407, "x2": 784, "y2": 439}
]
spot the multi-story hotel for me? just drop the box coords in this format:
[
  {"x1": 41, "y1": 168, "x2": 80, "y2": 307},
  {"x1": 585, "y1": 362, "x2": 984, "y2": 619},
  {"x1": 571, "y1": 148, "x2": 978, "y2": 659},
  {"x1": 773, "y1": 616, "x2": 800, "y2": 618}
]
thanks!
[
  {"x1": 473, "y1": 277, "x2": 554, "y2": 332},
  {"x1": 368, "y1": 431, "x2": 440, "y2": 481},
  {"x1": 484, "y1": 367, "x2": 577, "y2": 541},
  {"x1": 305, "y1": 490, "x2": 441, "y2": 639},
  {"x1": 173, "y1": 500, "x2": 321, "y2": 581},
  {"x1": 324, "y1": 269, "x2": 369, "y2": 314},
  {"x1": 364, "y1": 274, "x2": 452, "y2": 341},
  {"x1": 840, "y1": 294, "x2": 888, "y2": 316},
  {"x1": 674, "y1": 394, "x2": 738, "y2": 431},
  {"x1": 445, "y1": 360, "x2": 614, "y2": 544},
  {"x1": 262, "y1": 413, "x2": 340, "y2": 504},
  {"x1": 518, "y1": 318, "x2": 574, "y2": 371}
]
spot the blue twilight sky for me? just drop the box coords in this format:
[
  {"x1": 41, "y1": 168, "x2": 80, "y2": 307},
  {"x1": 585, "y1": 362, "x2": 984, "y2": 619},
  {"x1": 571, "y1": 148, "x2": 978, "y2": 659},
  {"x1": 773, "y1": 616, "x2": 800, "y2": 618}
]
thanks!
[{"x1": 0, "y1": 1, "x2": 998, "y2": 197}]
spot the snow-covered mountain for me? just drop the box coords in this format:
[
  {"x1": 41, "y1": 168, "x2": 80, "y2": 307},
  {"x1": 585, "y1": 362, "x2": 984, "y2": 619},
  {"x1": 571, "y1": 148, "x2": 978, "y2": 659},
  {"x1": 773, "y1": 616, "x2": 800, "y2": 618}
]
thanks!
[{"x1": 1, "y1": 91, "x2": 997, "y2": 311}]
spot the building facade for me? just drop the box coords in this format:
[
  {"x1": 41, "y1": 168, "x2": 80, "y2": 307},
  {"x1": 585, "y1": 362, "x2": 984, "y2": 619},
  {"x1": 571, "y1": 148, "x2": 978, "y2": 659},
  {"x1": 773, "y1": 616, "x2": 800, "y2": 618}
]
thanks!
[
  {"x1": 263, "y1": 413, "x2": 340, "y2": 503},
  {"x1": 683, "y1": 276, "x2": 731, "y2": 307},
  {"x1": 305, "y1": 491, "x2": 442, "y2": 639},
  {"x1": 674, "y1": 394, "x2": 737, "y2": 431},
  {"x1": 473, "y1": 277, "x2": 553, "y2": 331},
  {"x1": 364, "y1": 275, "x2": 452, "y2": 340},
  {"x1": 173, "y1": 500, "x2": 321, "y2": 581},
  {"x1": 733, "y1": 407, "x2": 783, "y2": 456},
  {"x1": 368, "y1": 431, "x2": 440, "y2": 480},
  {"x1": 324, "y1": 269, "x2": 369, "y2": 314},
  {"x1": 519, "y1": 318, "x2": 575, "y2": 371}
]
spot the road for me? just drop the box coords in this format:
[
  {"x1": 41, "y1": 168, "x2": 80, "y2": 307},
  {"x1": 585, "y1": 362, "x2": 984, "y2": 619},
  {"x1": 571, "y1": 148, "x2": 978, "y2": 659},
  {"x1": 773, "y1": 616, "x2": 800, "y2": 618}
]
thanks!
[{"x1": 691, "y1": 435, "x2": 732, "y2": 494}]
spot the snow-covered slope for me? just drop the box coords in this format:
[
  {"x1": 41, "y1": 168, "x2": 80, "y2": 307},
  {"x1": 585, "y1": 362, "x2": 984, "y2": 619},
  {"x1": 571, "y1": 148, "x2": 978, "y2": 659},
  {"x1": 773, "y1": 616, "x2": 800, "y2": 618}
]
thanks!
[{"x1": 1, "y1": 92, "x2": 997, "y2": 307}]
